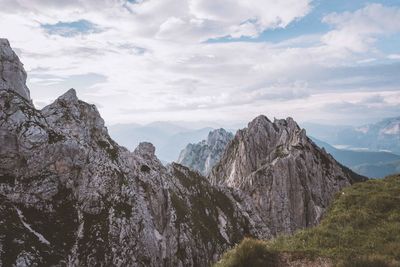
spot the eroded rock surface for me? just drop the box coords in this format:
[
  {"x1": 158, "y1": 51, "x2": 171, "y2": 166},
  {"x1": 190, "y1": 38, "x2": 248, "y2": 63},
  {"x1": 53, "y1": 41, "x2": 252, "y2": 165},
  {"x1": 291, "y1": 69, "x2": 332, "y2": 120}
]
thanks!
[
  {"x1": 0, "y1": 38, "x2": 30, "y2": 101},
  {"x1": 0, "y1": 40, "x2": 270, "y2": 266},
  {"x1": 209, "y1": 115, "x2": 366, "y2": 235}
]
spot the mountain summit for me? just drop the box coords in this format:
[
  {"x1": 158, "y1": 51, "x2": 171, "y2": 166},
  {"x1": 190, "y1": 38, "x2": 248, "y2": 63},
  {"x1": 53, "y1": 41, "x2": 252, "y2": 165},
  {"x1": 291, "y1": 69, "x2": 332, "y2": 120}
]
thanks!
[
  {"x1": 177, "y1": 128, "x2": 233, "y2": 175},
  {"x1": 210, "y1": 115, "x2": 365, "y2": 235},
  {"x1": 0, "y1": 38, "x2": 30, "y2": 101}
]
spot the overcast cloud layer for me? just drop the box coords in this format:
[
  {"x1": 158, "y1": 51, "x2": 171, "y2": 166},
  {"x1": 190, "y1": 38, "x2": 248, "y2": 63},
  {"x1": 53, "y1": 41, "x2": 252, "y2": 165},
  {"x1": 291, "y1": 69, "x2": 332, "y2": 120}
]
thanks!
[{"x1": 0, "y1": 0, "x2": 399, "y2": 126}]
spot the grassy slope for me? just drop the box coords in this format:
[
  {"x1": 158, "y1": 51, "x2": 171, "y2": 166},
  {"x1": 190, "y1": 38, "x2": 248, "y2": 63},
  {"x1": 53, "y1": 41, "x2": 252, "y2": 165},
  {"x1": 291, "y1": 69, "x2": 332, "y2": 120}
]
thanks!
[{"x1": 215, "y1": 175, "x2": 400, "y2": 267}]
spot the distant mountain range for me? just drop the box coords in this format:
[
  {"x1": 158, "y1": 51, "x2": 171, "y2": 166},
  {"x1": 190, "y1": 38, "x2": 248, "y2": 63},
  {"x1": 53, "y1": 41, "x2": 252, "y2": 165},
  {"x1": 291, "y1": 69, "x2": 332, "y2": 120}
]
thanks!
[
  {"x1": 109, "y1": 118, "x2": 400, "y2": 178},
  {"x1": 302, "y1": 117, "x2": 400, "y2": 155},
  {"x1": 311, "y1": 138, "x2": 400, "y2": 178},
  {"x1": 108, "y1": 122, "x2": 214, "y2": 163}
]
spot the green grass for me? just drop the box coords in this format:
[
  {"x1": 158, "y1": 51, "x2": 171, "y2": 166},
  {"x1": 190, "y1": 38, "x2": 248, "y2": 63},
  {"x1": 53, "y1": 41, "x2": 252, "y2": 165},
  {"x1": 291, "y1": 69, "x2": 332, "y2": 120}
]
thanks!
[
  {"x1": 215, "y1": 175, "x2": 400, "y2": 267},
  {"x1": 215, "y1": 238, "x2": 278, "y2": 267}
]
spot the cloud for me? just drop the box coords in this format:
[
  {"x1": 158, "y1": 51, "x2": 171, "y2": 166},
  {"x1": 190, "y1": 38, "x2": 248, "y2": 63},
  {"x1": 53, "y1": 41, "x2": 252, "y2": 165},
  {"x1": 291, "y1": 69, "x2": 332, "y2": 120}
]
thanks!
[
  {"x1": 0, "y1": 0, "x2": 398, "y2": 125},
  {"x1": 320, "y1": 91, "x2": 400, "y2": 124},
  {"x1": 321, "y1": 3, "x2": 400, "y2": 52},
  {"x1": 388, "y1": 54, "x2": 400, "y2": 60},
  {"x1": 188, "y1": 0, "x2": 312, "y2": 39}
]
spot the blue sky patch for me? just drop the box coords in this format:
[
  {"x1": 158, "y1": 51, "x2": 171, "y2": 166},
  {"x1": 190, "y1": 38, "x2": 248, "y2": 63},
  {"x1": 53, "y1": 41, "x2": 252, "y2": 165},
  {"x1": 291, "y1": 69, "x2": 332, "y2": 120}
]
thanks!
[
  {"x1": 207, "y1": 0, "x2": 400, "y2": 44},
  {"x1": 41, "y1": 19, "x2": 102, "y2": 37}
]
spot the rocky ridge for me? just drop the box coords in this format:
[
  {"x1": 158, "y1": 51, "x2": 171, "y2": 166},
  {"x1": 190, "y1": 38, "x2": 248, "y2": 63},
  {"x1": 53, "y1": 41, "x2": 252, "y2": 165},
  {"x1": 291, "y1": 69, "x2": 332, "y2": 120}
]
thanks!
[
  {"x1": 0, "y1": 39, "x2": 269, "y2": 266},
  {"x1": 210, "y1": 115, "x2": 365, "y2": 235},
  {"x1": 177, "y1": 128, "x2": 233, "y2": 175},
  {"x1": 0, "y1": 39, "x2": 367, "y2": 266}
]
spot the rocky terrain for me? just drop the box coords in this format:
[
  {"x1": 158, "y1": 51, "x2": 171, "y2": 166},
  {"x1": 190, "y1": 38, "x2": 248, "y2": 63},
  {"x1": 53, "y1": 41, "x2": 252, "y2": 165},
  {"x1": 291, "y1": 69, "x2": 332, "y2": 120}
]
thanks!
[
  {"x1": 0, "y1": 39, "x2": 365, "y2": 266},
  {"x1": 0, "y1": 39, "x2": 30, "y2": 101},
  {"x1": 210, "y1": 115, "x2": 365, "y2": 235},
  {"x1": 0, "y1": 39, "x2": 269, "y2": 266},
  {"x1": 177, "y1": 129, "x2": 233, "y2": 175}
]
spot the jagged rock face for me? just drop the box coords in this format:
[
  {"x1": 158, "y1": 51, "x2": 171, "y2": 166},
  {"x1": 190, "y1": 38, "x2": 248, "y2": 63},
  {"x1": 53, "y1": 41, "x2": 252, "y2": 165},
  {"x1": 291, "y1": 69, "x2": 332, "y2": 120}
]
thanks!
[
  {"x1": 210, "y1": 115, "x2": 366, "y2": 235},
  {"x1": 177, "y1": 129, "x2": 233, "y2": 175},
  {"x1": 0, "y1": 88, "x2": 273, "y2": 266},
  {"x1": 0, "y1": 41, "x2": 270, "y2": 266},
  {"x1": 0, "y1": 39, "x2": 30, "y2": 101}
]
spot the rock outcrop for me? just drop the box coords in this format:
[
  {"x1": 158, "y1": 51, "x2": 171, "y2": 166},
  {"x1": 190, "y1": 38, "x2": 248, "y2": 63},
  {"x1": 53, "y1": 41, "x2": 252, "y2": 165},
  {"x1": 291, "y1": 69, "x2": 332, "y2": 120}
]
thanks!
[
  {"x1": 177, "y1": 128, "x2": 233, "y2": 175},
  {"x1": 209, "y1": 115, "x2": 366, "y2": 235},
  {"x1": 0, "y1": 38, "x2": 30, "y2": 101},
  {"x1": 0, "y1": 40, "x2": 270, "y2": 266}
]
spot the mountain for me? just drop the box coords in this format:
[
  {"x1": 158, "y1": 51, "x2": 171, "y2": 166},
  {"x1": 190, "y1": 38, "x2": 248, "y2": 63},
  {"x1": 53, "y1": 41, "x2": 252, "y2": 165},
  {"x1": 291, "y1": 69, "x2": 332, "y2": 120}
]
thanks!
[
  {"x1": 210, "y1": 115, "x2": 365, "y2": 235},
  {"x1": 0, "y1": 39, "x2": 367, "y2": 266},
  {"x1": 339, "y1": 117, "x2": 400, "y2": 154},
  {"x1": 302, "y1": 118, "x2": 400, "y2": 155},
  {"x1": 0, "y1": 39, "x2": 30, "y2": 101},
  {"x1": 300, "y1": 122, "x2": 351, "y2": 146},
  {"x1": 108, "y1": 123, "x2": 213, "y2": 163},
  {"x1": 0, "y1": 39, "x2": 271, "y2": 266},
  {"x1": 352, "y1": 160, "x2": 400, "y2": 179},
  {"x1": 312, "y1": 137, "x2": 400, "y2": 178},
  {"x1": 177, "y1": 129, "x2": 234, "y2": 175},
  {"x1": 215, "y1": 174, "x2": 400, "y2": 267}
]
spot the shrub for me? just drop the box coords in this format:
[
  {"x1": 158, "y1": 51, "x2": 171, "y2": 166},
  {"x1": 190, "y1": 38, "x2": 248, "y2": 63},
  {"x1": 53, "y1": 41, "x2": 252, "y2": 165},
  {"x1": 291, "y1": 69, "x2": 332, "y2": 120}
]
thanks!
[{"x1": 215, "y1": 238, "x2": 278, "y2": 267}]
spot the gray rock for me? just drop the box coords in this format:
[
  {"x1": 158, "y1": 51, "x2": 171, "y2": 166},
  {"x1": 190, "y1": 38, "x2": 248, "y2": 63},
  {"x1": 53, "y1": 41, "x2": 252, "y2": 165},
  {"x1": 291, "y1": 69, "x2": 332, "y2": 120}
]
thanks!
[
  {"x1": 0, "y1": 39, "x2": 30, "y2": 101},
  {"x1": 177, "y1": 129, "x2": 233, "y2": 175},
  {"x1": 0, "y1": 40, "x2": 270, "y2": 266},
  {"x1": 209, "y1": 115, "x2": 366, "y2": 235},
  {"x1": 0, "y1": 39, "x2": 367, "y2": 266}
]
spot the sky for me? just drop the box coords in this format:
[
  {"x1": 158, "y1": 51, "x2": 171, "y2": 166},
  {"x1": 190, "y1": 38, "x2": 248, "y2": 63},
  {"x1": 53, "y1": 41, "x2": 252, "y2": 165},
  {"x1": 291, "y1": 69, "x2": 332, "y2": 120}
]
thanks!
[{"x1": 0, "y1": 0, "x2": 399, "y2": 126}]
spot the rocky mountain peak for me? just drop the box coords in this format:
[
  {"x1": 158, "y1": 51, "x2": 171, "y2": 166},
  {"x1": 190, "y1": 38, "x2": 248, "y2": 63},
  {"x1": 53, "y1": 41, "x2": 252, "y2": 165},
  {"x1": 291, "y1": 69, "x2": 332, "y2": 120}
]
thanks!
[
  {"x1": 134, "y1": 141, "x2": 156, "y2": 157},
  {"x1": 210, "y1": 114, "x2": 366, "y2": 235},
  {"x1": 207, "y1": 128, "x2": 233, "y2": 147},
  {"x1": 0, "y1": 38, "x2": 30, "y2": 101},
  {"x1": 248, "y1": 114, "x2": 271, "y2": 127},
  {"x1": 247, "y1": 115, "x2": 306, "y2": 143},
  {"x1": 58, "y1": 88, "x2": 79, "y2": 103},
  {"x1": 177, "y1": 128, "x2": 233, "y2": 175},
  {"x1": 40, "y1": 88, "x2": 107, "y2": 143}
]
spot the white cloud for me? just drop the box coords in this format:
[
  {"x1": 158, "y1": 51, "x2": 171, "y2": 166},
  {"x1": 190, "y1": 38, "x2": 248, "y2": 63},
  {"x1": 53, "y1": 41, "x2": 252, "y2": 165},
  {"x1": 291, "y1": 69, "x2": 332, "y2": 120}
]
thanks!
[
  {"x1": 0, "y1": 0, "x2": 398, "y2": 125},
  {"x1": 188, "y1": 0, "x2": 312, "y2": 38},
  {"x1": 357, "y1": 58, "x2": 376, "y2": 64},
  {"x1": 388, "y1": 54, "x2": 400, "y2": 60},
  {"x1": 322, "y1": 3, "x2": 400, "y2": 52}
]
